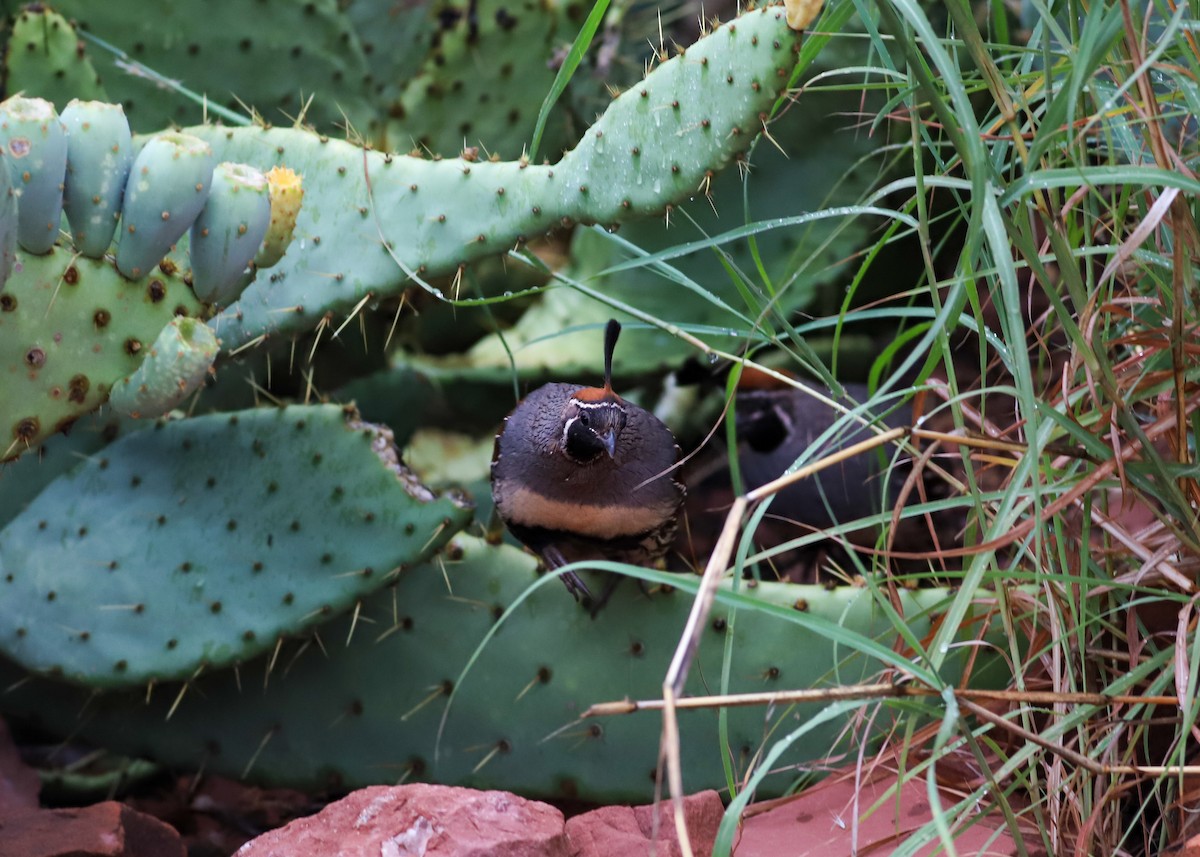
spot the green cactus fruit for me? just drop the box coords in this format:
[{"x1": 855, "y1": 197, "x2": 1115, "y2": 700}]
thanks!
[
  {"x1": 106, "y1": 317, "x2": 220, "y2": 419},
  {"x1": 253, "y1": 166, "x2": 303, "y2": 270},
  {"x1": 0, "y1": 148, "x2": 16, "y2": 291},
  {"x1": 189, "y1": 163, "x2": 271, "y2": 305},
  {"x1": 0, "y1": 403, "x2": 473, "y2": 688},
  {"x1": 4, "y1": 6, "x2": 107, "y2": 112},
  {"x1": 0, "y1": 247, "x2": 203, "y2": 462},
  {"x1": 115, "y1": 132, "x2": 215, "y2": 280},
  {"x1": 189, "y1": 5, "x2": 800, "y2": 349},
  {"x1": 0, "y1": 97, "x2": 68, "y2": 255},
  {"x1": 0, "y1": 535, "x2": 991, "y2": 801},
  {"x1": 60, "y1": 101, "x2": 135, "y2": 258}
]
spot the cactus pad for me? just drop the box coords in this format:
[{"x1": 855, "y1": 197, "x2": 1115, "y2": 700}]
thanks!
[
  {"x1": 0, "y1": 404, "x2": 473, "y2": 687},
  {"x1": 194, "y1": 5, "x2": 801, "y2": 349},
  {"x1": 0, "y1": 536, "x2": 977, "y2": 801},
  {"x1": 0, "y1": 247, "x2": 203, "y2": 461},
  {"x1": 3, "y1": 6, "x2": 107, "y2": 112}
]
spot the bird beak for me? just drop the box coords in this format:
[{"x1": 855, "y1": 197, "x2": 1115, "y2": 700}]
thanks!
[{"x1": 600, "y1": 428, "x2": 617, "y2": 459}]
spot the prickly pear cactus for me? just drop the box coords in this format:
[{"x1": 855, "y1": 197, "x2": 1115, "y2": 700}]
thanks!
[
  {"x1": 0, "y1": 248, "x2": 203, "y2": 459},
  {"x1": 47, "y1": 0, "x2": 376, "y2": 134},
  {"x1": 3, "y1": 6, "x2": 107, "y2": 111},
  {"x1": 387, "y1": 0, "x2": 576, "y2": 159},
  {"x1": 0, "y1": 404, "x2": 473, "y2": 688},
  {"x1": 0, "y1": 535, "x2": 973, "y2": 801},
  {"x1": 196, "y1": 5, "x2": 801, "y2": 348},
  {"x1": 0, "y1": 410, "x2": 132, "y2": 530}
]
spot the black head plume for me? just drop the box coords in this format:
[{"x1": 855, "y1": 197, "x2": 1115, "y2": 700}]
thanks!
[{"x1": 603, "y1": 319, "x2": 620, "y2": 393}]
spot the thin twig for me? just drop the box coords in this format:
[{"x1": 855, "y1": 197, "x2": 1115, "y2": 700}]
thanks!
[{"x1": 585, "y1": 683, "x2": 1181, "y2": 718}]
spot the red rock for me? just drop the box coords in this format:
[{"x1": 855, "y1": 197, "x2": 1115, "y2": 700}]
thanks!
[
  {"x1": 0, "y1": 801, "x2": 185, "y2": 857},
  {"x1": 235, "y1": 784, "x2": 568, "y2": 857},
  {"x1": 565, "y1": 790, "x2": 723, "y2": 857},
  {"x1": 0, "y1": 718, "x2": 39, "y2": 817},
  {"x1": 734, "y1": 768, "x2": 1044, "y2": 856},
  {"x1": 1182, "y1": 832, "x2": 1200, "y2": 857}
]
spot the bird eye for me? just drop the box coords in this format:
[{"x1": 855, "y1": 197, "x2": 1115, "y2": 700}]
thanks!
[{"x1": 579, "y1": 412, "x2": 590, "y2": 426}]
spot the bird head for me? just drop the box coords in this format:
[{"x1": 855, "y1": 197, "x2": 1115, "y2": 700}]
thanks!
[
  {"x1": 560, "y1": 319, "x2": 628, "y2": 463},
  {"x1": 561, "y1": 394, "x2": 627, "y2": 461}
]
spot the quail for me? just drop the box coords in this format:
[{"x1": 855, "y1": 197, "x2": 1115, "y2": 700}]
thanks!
[
  {"x1": 735, "y1": 373, "x2": 912, "y2": 532},
  {"x1": 490, "y1": 320, "x2": 685, "y2": 601}
]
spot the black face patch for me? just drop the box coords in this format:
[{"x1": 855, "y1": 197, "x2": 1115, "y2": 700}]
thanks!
[
  {"x1": 561, "y1": 399, "x2": 627, "y2": 463},
  {"x1": 737, "y1": 396, "x2": 791, "y2": 453}
]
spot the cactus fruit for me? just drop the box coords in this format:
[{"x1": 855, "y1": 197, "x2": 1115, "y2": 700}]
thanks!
[
  {"x1": 106, "y1": 317, "x2": 220, "y2": 419},
  {"x1": 0, "y1": 404, "x2": 473, "y2": 688},
  {"x1": 115, "y1": 132, "x2": 215, "y2": 280},
  {"x1": 0, "y1": 148, "x2": 15, "y2": 292},
  {"x1": 0, "y1": 247, "x2": 203, "y2": 461},
  {"x1": 189, "y1": 163, "x2": 271, "y2": 304},
  {"x1": 0, "y1": 97, "x2": 68, "y2": 255},
  {"x1": 60, "y1": 101, "x2": 135, "y2": 258},
  {"x1": 191, "y1": 5, "x2": 801, "y2": 349},
  {"x1": 253, "y1": 166, "x2": 303, "y2": 270},
  {"x1": 0, "y1": 535, "x2": 979, "y2": 800}
]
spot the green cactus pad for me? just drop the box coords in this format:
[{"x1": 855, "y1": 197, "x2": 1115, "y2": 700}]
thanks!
[
  {"x1": 0, "y1": 404, "x2": 473, "y2": 688},
  {"x1": 0, "y1": 97, "x2": 68, "y2": 255},
  {"x1": 193, "y1": 5, "x2": 800, "y2": 349},
  {"x1": 343, "y1": 0, "x2": 436, "y2": 133},
  {"x1": 61, "y1": 101, "x2": 135, "y2": 258},
  {"x1": 0, "y1": 535, "x2": 988, "y2": 801},
  {"x1": 0, "y1": 247, "x2": 203, "y2": 462},
  {"x1": 116, "y1": 132, "x2": 215, "y2": 280},
  {"x1": 189, "y1": 163, "x2": 271, "y2": 304},
  {"x1": 3, "y1": 6, "x2": 107, "y2": 112},
  {"x1": 0, "y1": 411, "x2": 132, "y2": 530},
  {"x1": 388, "y1": 0, "x2": 573, "y2": 159},
  {"x1": 107, "y1": 317, "x2": 220, "y2": 419},
  {"x1": 48, "y1": 0, "x2": 376, "y2": 135}
]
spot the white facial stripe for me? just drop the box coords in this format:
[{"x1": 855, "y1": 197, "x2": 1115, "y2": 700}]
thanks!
[
  {"x1": 572, "y1": 400, "x2": 627, "y2": 413},
  {"x1": 561, "y1": 415, "x2": 579, "y2": 449},
  {"x1": 771, "y1": 402, "x2": 793, "y2": 433}
]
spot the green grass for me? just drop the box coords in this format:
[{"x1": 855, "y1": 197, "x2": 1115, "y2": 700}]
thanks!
[
  {"x1": 666, "y1": 0, "x2": 1200, "y2": 852},
  {"x1": 516, "y1": 0, "x2": 1200, "y2": 852}
]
